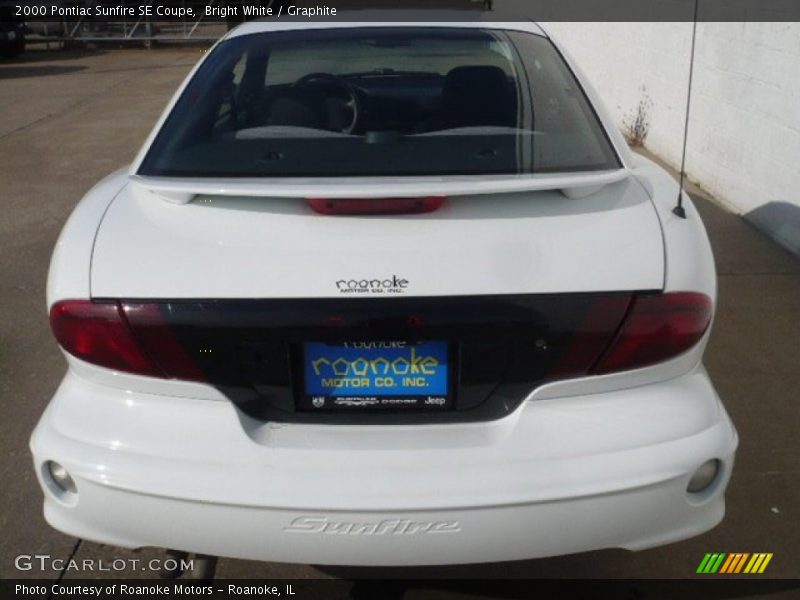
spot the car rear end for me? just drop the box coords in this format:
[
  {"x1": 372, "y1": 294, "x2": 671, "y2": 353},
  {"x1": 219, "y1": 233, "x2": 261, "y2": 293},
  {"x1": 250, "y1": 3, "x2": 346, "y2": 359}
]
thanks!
[{"x1": 31, "y1": 19, "x2": 737, "y2": 565}]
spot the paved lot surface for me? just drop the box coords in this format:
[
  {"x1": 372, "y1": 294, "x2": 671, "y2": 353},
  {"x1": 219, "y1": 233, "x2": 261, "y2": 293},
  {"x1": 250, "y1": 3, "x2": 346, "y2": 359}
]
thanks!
[{"x1": 1, "y1": 47, "x2": 798, "y2": 589}]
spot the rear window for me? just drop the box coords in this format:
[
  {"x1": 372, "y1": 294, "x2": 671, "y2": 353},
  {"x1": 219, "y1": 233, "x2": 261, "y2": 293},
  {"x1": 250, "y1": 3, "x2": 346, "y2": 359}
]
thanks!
[{"x1": 139, "y1": 27, "x2": 620, "y2": 178}]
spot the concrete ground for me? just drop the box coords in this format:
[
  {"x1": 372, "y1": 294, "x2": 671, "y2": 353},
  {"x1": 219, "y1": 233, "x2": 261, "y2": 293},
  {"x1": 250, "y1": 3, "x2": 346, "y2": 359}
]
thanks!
[{"x1": 1, "y1": 47, "x2": 798, "y2": 588}]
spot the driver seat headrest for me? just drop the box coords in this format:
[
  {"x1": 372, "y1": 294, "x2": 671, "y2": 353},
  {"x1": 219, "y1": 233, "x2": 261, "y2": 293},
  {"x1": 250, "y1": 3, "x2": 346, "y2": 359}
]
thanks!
[{"x1": 441, "y1": 65, "x2": 516, "y2": 127}]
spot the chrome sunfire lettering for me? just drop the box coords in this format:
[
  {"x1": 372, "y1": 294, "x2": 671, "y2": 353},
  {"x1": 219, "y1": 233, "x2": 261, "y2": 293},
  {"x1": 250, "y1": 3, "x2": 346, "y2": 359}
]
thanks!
[
  {"x1": 335, "y1": 276, "x2": 409, "y2": 294},
  {"x1": 284, "y1": 516, "x2": 461, "y2": 535}
]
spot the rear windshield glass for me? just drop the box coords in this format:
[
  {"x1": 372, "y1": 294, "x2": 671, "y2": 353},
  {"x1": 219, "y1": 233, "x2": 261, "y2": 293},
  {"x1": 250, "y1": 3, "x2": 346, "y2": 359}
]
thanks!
[{"x1": 139, "y1": 28, "x2": 620, "y2": 178}]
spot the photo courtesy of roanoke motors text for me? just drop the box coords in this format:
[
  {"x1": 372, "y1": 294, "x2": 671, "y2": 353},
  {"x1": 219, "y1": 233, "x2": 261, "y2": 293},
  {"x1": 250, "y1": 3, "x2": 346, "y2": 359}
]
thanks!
[{"x1": 1, "y1": 0, "x2": 798, "y2": 598}]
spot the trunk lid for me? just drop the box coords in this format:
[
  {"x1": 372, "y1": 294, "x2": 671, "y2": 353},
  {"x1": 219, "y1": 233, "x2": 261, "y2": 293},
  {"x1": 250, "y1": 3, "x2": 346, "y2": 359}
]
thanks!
[{"x1": 90, "y1": 175, "x2": 663, "y2": 299}]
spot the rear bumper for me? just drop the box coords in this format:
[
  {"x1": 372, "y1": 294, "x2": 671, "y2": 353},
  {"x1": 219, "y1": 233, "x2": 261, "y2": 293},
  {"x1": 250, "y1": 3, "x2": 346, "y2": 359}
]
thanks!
[{"x1": 31, "y1": 366, "x2": 737, "y2": 566}]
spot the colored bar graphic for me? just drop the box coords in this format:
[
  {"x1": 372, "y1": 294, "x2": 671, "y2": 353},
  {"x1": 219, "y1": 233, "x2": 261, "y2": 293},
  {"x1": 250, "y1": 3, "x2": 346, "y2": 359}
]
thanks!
[
  {"x1": 701, "y1": 553, "x2": 721, "y2": 573},
  {"x1": 697, "y1": 553, "x2": 727, "y2": 573},
  {"x1": 733, "y1": 553, "x2": 750, "y2": 573},
  {"x1": 719, "y1": 554, "x2": 735, "y2": 573},
  {"x1": 710, "y1": 553, "x2": 726, "y2": 573},
  {"x1": 758, "y1": 554, "x2": 773, "y2": 573},
  {"x1": 699, "y1": 553, "x2": 773, "y2": 574},
  {"x1": 697, "y1": 553, "x2": 713, "y2": 573},
  {"x1": 744, "y1": 554, "x2": 760, "y2": 573}
]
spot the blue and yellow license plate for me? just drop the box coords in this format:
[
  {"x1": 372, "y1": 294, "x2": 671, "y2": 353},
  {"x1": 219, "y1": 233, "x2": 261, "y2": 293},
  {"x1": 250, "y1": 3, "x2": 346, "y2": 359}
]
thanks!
[{"x1": 300, "y1": 341, "x2": 451, "y2": 411}]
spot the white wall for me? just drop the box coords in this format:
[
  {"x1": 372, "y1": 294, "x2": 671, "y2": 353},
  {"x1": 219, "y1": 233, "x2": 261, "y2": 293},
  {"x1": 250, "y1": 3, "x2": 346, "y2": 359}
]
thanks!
[{"x1": 544, "y1": 22, "x2": 800, "y2": 217}]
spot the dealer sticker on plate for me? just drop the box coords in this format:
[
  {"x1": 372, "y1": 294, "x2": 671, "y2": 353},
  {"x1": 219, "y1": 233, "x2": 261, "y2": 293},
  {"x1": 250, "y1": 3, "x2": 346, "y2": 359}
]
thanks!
[{"x1": 301, "y1": 341, "x2": 450, "y2": 411}]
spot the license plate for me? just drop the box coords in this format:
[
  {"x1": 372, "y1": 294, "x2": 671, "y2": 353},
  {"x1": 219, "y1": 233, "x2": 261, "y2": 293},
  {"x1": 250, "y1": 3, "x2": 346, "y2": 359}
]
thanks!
[{"x1": 300, "y1": 341, "x2": 451, "y2": 411}]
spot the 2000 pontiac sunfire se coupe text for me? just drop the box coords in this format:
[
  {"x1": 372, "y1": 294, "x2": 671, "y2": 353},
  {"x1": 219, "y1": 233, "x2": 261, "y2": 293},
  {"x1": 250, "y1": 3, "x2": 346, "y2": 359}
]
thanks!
[{"x1": 32, "y1": 16, "x2": 738, "y2": 566}]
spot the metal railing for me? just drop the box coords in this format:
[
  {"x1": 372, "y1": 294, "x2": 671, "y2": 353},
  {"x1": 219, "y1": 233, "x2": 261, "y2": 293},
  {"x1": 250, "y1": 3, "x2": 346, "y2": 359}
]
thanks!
[
  {"x1": 26, "y1": 0, "x2": 253, "y2": 45},
  {"x1": 23, "y1": 0, "x2": 491, "y2": 47}
]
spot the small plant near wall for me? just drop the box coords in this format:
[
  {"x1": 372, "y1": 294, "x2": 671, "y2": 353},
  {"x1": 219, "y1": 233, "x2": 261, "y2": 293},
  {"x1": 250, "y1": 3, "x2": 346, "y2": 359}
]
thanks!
[{"x1": 622, "y1": 86, "x2": 654, "y2": 147}]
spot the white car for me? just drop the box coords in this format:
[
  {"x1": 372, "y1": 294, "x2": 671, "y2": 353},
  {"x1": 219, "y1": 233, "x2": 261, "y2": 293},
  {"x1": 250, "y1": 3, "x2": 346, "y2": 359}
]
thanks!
[{"x1": 32, "y1": 17, "x2": 738, "y2": 567}]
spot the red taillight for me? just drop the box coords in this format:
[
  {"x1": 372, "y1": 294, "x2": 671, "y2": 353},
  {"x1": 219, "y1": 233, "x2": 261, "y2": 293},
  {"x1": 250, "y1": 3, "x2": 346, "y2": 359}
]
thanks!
[
  {"x1": 50, "y1": 300, "x2": 163, "y2": 377},
  {"x1": 593, "y1": 292, "x2": 713, "y2": 374},
  {"x1": 122, "y1": 303, "x2": 207, "y2": 382},
  {"x1": 547, "y1": 294, "x2": 632, "y2": 380},
  {"x1": 307, "y1": 196, "x2": 445, "y2": 215},
  {"x1": 49, "y1": 300, "x2": 207, "y2": 381}
]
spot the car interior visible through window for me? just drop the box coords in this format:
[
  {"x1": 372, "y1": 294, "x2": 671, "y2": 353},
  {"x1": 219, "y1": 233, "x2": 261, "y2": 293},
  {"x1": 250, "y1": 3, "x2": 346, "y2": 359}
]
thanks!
[{"x1": 140, "y1": 28, "x2": 620, "y2": 178}]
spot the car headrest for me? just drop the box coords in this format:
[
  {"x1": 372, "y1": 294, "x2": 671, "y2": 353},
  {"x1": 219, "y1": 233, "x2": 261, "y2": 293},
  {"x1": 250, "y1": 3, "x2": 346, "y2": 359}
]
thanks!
[{"x1": 442, "y1": 65, "x2": 516, "y2": 127}]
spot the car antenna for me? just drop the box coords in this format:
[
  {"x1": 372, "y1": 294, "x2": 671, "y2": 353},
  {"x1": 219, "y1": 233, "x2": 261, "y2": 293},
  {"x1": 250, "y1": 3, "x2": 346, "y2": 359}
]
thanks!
[{"x1": 674, "y1": 0, "x2": 700, "y2": 219}]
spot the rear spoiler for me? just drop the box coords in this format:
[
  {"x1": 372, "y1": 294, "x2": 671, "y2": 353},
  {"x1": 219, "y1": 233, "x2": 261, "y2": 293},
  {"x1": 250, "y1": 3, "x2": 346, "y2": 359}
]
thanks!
[{"x1": 129, "y1": 169, "x2": 630, "y2": 204}]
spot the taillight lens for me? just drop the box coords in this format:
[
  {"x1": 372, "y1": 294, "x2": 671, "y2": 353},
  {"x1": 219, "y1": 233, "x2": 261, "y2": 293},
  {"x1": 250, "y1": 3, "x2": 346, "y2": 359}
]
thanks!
[
  {"x1": 49, "y1": 293, "x2": 711, "y2": 384},
  {"x1": 50, "y1": 300, "x2": 163, "y2": 377},
  {"x1": 307, "y1": 196, "x2": 445, "y2": 215},
  {"x1": 546, "y1": 294, "x2": 632, "y2": 380},
  {"x1": 49, "y1": 300, "x2": 207, "y2": 381},
  {"x1": 593, "y1": 292, "x2": 713, "y2": 374},
  {"x1": 122, "y1": 303, "x2": 207, "y2": 382}
]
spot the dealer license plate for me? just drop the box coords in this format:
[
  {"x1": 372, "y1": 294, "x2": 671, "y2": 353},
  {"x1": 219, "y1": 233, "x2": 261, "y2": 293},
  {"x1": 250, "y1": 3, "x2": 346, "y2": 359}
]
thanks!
[{"x1": 299, "y1": 341, "x2": 451, "y2": 411}]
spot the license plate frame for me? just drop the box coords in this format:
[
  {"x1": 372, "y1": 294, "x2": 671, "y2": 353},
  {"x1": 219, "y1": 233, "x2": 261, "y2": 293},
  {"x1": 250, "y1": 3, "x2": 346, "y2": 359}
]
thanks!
[{"x1": 296, "y1": 340, "x2": 455, "y2": 412}]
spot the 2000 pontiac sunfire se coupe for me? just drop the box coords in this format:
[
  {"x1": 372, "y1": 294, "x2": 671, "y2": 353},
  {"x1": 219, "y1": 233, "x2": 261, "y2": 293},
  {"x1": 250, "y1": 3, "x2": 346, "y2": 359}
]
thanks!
[{"x1": 32, "y1": 17, "x2": 738, "y2": 566}]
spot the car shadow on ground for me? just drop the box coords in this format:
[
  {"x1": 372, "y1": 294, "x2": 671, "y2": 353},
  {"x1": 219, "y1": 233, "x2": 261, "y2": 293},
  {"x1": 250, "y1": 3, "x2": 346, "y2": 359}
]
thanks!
[
  {"x1": 744, "y1": 201, "x2": 800, "y2": 260},
  {"x1": 1, "y1": 46, "x2": 106, "y2": 63},
  {"x1": 0, "y1": 64, "x2": 88, "y2": 79}
]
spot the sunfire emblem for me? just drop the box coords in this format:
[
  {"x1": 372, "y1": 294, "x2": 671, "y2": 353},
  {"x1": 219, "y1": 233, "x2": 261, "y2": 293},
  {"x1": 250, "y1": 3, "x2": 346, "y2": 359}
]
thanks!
[{"x1": 284, "y1": 516, "x2": 461, "y2": 536}]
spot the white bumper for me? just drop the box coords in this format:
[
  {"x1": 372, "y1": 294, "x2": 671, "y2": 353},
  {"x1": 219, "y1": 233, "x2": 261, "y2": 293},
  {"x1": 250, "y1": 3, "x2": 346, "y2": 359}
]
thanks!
[{"x1": 30, "y1": 367, "x2": 737, "y2": 566}]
